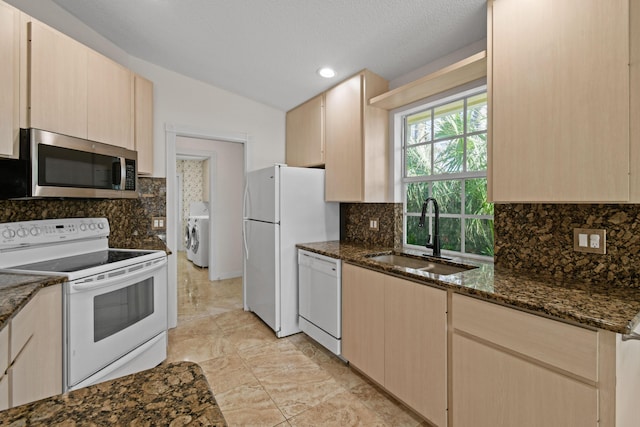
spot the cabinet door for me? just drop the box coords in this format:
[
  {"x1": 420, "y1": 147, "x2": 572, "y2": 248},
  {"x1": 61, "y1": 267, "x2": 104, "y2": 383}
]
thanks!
[
  {"x1": 286, "y1": 94, "x2": 324, "y2": 167},
  {"x1": 0, "y1": 1, "x2": 20, "y2": 158},
  {"x1": 30, "y1": 20, "x2": 88, "y2": 139},
  {"x1": 9, "y1": 285, "x2": 62, "y2": 407},
  {"x1": 630, "y1": 0, "x2": 640, "y2": 201},
  {"x1": 134, "y1": 74, "x2": 154, "y2": 174},
  {"x1": 341, "y1": 264, "x2": 385, "y2": 385},
  {"x1": 8, "y1": 334, "x2": 36, "y2": 407},
  {"x1": 490, "y1": 0, "x2": 629, "y2": 202},
  {"x1": 0, "y1": 374, "x2": 8, "y2": 411},
  {"x1": 88, "y1": 50, "x2": 133, "y2": 149},
  {"x1": 452, "y1": 333, "x2": 597, "y2": 427},
  {"x1": 325, "y1": 74, "x2": 363, "y2": 202},
  {"x1": 384, "y1": 276, "x2": 447, "y2": 427}
]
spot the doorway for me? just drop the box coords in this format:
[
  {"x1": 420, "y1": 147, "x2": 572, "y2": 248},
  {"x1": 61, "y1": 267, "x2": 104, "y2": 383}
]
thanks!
[{"x1": 166, "y1": 125, "x2": 247, "y2": 328}]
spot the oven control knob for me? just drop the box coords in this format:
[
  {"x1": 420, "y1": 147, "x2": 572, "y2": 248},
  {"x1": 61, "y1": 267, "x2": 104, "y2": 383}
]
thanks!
[
  {"x1": 16, "y1": 228, "x2": 27, "y2": 238},
  {"x1": 89, "y1": 223, "x2": 96, "y2": 230},
  {"x1": 2, "y1": 229, "x2": 15, "y2": 239},
  {"x1": 80, "y1": 223, "x2": 87, "y2": 232},
  {"x1": 29, "y1": 226, "x2": 40, "y2": 236},
  {"x1": 98, "y1": 223, "x2": 105, "y2": 230}
]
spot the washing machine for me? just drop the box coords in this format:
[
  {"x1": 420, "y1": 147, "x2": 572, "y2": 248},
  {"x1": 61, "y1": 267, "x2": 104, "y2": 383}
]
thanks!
[
  {"x1": 189, "y1": 216, "x2": 209, "y2": 267},
  {"x1": 186, "y1": 202, "x2": 209, "y2": 265},
  {"x1": 185, "y1": 218, "x2": 194, "y2": 260}
]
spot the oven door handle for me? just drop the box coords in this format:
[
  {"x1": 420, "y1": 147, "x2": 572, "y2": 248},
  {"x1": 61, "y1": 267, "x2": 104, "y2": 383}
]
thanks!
[{"x1": 70, "y1": 259, "x2": 167, "y2": 292}]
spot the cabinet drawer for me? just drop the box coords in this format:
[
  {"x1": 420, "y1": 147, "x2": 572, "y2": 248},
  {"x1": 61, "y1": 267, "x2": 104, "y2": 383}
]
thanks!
[
  {"x1": 10, "y1": 292, "x2": 38, "y2": 362},
  {"x1": 452, "y1": 293, "x2": 598, "y2": 381},
  {"x1": 0, "y1": 326, "x2": 8, "y2": 374}
]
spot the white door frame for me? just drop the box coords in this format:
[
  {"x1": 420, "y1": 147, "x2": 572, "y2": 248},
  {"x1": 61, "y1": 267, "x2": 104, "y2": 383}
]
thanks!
[{"x1": 165, "y1": 123, "x2": 248, "y2": 328}]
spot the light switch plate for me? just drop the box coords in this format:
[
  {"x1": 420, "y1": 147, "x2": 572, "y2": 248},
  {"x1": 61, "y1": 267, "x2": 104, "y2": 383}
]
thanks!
[{"x1": 573, "y1": 228, "x2": 606, "y2": 254}]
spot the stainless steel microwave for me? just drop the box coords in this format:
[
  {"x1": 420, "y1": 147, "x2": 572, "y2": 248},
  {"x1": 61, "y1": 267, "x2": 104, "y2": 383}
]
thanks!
[{"x1": 0, "y1": 129, "x2": 138, "y2": 199}]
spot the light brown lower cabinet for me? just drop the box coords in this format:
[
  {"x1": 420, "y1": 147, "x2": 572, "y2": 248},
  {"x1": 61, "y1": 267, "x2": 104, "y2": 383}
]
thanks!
[
  {"x1": 342, "y1": 263, "x2": 385, "y2": 386},
  {"x1": 2, "y1": 284, "x2": 62, "y2": 409},
  {"x1": 0, "y1": 374, "x2": 8, "y2": 411},
  {"x1": 384, "y1": 275, "x2": 447, "y2": 427},
  {"x1": 451, "y1": 293, "x2": 615, "y2": 427},
  {"x1": 343, "y1": 265, "x2": 640, "y2": 426},
  {"x1": 342, "y1": 264, "x2": 447, "y2": 426}
]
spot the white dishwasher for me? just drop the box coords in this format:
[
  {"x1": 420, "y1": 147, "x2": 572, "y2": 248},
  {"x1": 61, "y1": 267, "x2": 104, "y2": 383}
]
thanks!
[{"x1": 298, "y1": 249, "x2": 342, "y2": 356}]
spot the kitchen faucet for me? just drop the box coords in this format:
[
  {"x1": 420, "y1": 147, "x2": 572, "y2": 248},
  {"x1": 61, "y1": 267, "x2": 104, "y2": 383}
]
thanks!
[{"x1": 418, "y1": 197, "x2": 441, "y2": 257}]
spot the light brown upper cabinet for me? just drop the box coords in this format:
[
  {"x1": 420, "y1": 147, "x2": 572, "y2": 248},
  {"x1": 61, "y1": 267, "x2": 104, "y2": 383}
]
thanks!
[
  {"x1": 29, "y1": 18, "x2": 147, "y2": 153},
  {"x1": 630, "y1": 0, "x2": 640, "y2": 201},
  {"x1": 134, "y1": 74, "x2": 154, "y2": 175},
  {"x1": 0, "y1": 1, "x2": 20, "y2": 158},
  {"x1": 29, "y1": 19, "x2": 88, "y2": 140},
  {"x1": 325, "y1": 70, "x2": 389, "y2": 202},
  {"x1": 88, "y1": 51, "x2": 133, "y2": 149},
  {"x1": 489, "y1": 0, "x2": 631, "y2": 202},
  {"x1": 285, "y1": 94, "x2": 324, "y2": 167}
]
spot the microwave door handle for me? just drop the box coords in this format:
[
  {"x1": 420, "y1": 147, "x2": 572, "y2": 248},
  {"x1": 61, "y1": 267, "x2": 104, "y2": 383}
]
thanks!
[
  {"x1": 120, "y1": 157, "x2": 127, "y2": 189},
  {"x1": 112, "y1": 159, "x2": 122, "y2": 189}
]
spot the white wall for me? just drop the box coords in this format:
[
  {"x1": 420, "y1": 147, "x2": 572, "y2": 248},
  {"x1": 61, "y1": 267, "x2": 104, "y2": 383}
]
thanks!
[
  {"x1": 129, "y1": 57, "x2": 285, "y2": 176},
  {"x1": 177, "y1": 136, "x2": 244, "y2": 280}
]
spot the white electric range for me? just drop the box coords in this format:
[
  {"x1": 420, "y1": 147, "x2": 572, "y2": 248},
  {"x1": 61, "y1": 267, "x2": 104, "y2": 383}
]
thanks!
[{"x1": 0, "y1": 217, "x2": 168, "y2": 391}]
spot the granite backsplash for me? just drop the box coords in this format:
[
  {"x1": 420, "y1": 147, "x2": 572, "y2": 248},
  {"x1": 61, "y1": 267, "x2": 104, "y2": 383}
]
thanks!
[
  {"x1": 340, "y1": 203, "x2": 403, "y2": 249},
  {"x1": 0, "y1": 177, "x2": 166, "y2": 244},
  {"x1": 341, "y1": 202, "x2": 640, "y2": 288},
  {"x1": 494, "y1": 204, "x2": 640, "y2": 287}
]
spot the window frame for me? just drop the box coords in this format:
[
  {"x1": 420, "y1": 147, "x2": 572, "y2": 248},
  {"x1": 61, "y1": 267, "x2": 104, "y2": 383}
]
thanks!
[{"x1": 398, "y1": 85, "x2": 493, "y2": 261}]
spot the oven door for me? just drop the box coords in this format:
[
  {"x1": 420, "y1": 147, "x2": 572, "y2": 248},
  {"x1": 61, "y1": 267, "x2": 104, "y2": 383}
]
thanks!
[{"x1": 66, "y1": 257, "x2": 167, "y2": 388}]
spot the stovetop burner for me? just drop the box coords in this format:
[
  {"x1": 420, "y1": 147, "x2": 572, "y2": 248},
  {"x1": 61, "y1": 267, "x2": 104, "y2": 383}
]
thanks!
[{"x1": 13, "y1": 250, "x2": 156, "y2": 273}]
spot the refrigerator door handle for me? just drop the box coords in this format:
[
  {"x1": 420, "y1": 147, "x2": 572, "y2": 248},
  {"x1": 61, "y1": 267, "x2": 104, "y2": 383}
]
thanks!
[
  {"x1": 243, "y1": 180, "x2": 249, "y2": 219},
  {"x1": 243, "y1": 219, "x2": 249, "y2": 260},
  {"x1": 243, "y1": 180, "x2": 250, "y2": 260}
]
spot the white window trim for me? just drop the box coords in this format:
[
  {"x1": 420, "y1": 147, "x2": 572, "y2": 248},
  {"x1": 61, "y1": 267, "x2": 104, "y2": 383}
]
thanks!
[{"x1": 394, "y1": 85, "x2": 493, "y2": 261}]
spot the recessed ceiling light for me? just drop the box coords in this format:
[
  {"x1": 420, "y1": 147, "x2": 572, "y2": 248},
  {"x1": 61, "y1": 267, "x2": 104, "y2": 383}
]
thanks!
[{"x1": 317, "y1": 67, "x2": 336, "y2": 78}]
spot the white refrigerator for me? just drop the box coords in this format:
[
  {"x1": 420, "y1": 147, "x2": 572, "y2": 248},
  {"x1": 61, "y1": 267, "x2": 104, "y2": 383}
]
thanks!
[{"x1": 243, "y1": 164, "x2": 339, "y2": 337}]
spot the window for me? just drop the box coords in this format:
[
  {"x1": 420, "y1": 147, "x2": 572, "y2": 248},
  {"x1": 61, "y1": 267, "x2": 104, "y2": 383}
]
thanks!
[{"x1": 402, "y1": 88, "x2": 493, "y2": 258}]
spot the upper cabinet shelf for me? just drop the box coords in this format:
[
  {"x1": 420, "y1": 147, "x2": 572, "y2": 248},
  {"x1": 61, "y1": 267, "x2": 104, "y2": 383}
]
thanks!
[{"x1": 369, "y1": 51, "x2": 487, "y2": 110}]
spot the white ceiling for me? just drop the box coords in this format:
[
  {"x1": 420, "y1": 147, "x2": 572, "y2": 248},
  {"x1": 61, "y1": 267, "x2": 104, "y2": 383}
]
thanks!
[{"x1": 50, "y1": 0, "x2": 487, "y2": 111}]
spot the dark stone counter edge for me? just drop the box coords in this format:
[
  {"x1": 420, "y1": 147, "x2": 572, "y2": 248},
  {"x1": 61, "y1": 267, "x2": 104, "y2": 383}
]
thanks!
[
  {"x1": 0, "y1": 274, "x2": 66, "y2": 331},
  {"x1": 0, "y1": 361, "x2": 227, "y2": 426},
  {"x1": 296, "y1": 241, "x2": 640, "y2": 335}
]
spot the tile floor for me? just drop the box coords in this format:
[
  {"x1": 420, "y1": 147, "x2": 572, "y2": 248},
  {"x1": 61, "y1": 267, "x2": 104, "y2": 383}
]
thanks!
[{"x1": 168, "y1": 252, "x2": 427, "y2": 426}]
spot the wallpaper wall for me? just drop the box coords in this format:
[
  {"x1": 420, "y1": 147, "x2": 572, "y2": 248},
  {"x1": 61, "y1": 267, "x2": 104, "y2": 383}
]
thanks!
[{"x1": 176, "y1": 159, "x2": 208, "y2": 248}]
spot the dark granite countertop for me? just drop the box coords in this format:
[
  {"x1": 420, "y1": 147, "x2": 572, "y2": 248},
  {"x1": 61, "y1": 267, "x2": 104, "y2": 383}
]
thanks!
[
  {"x1": 110, "y1": 235, "x2": 172, "y2": 254},
  {"x1": 0, "y1": 273, "x2": 66, "y2": 331},
  {"x1": 0, "y1": 361, "x2": 227, "y2": 426},
  {"x1": 297, "y1": 240, "x2": 640, "y2": 335}
]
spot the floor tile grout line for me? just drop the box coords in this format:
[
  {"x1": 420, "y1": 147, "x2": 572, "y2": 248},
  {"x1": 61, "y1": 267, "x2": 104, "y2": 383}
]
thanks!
[{"x1": 174, "y1": 252, "x2": 424, "y2": 426}]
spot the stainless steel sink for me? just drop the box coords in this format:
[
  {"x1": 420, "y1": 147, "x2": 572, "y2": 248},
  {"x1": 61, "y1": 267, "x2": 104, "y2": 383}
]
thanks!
[{"x1": 366, "y1": 254, "x2": 474, "y2": 276}]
